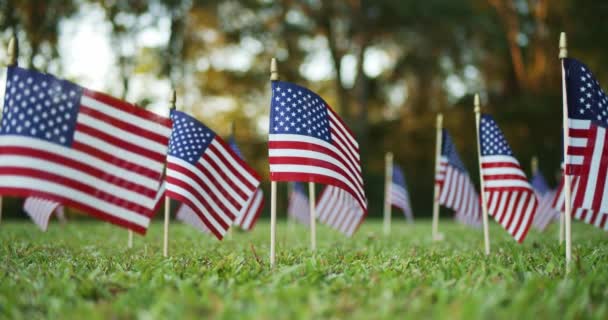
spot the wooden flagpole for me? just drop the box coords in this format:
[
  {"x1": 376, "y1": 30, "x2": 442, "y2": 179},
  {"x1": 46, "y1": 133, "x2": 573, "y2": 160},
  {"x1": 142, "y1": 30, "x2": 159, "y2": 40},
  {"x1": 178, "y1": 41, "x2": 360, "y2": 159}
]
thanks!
[
  {"x1": 308, "y1": 182, "x2": 316, "y2": 251},
  {"x1": 432, "y1": 114, "x2": 443, "y2": 241},
  {"x1": 226, "y1": 121, "x2": 236, "y2": 240},
  {"x1": 383, "y1": 152, "x2": 393, "y2": 235},
  {"x1": 0, "y1": 37, "x2": 17, "y2": 225},
  {"x1": 163, "y1": 90, "x2": 176, "y2": 257},
  {"x1": 559, "y1": 32, "x2": 572, "y2": 268},
  {"x1": 531, "y1": 156, "x2": 538, "y2": 176},
  {"x1": 474, "y1": 94, "x2": 491, "y2": 255},
  {"x1": 269, "y1": 58, "x2": 278, "y2": 267},
  {"x1": 128, "y1": 229, "x2": 133, "y2": 248}
]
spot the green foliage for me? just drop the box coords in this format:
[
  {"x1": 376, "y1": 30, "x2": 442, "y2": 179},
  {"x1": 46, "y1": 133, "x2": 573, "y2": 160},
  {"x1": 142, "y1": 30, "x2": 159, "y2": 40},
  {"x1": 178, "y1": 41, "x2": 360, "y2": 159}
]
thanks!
[{"x1": 0, "y1": 221, "x2": 607, "y2": 319}]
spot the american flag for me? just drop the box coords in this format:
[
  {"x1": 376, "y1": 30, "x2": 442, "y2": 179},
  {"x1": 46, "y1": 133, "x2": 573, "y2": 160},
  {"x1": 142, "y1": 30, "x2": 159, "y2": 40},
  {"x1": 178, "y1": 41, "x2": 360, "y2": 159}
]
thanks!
[
  {"x1": 436, "y1": 129, "x2": 481, "y2": 225},
  {"x1": 316, "y1": 185, "x2": 365, "y2": 236},
  {"x1": 0, "y1": 66, "x2": 171, "y2": 234},
  {"x1": 165, "y1": 110, "x2": 261, "y2": 240},
  {"x1": 390, "y1": 165, "x2": 413, "y2": 222},
  {"x1": 227, "y1": 137, "x2": 264, "y2": 231},
  {"x1": 552, "y1": 175, "x2": 608, "y2": 231},
  {"x1": 175, "y1": 203, "x2": 210, "y2": 234},
  {"x1": 288, "y1": 182, "x2": 310, "y2": 225},
  {"x1": 529, "y1": 171, "x2": 559, "y2": 231},
  {"x1": 479, "y1": 114, "x2": 537, "y2": 243},
  {"x1": 563, "y1": 58, "x2": 608, "y2": 213},
  {"x1": 268, "y1": 81, "x2": 367, "y2": 218},
  {"x1": 23, "y1": 197, "x2": 64, "y2": 231}
]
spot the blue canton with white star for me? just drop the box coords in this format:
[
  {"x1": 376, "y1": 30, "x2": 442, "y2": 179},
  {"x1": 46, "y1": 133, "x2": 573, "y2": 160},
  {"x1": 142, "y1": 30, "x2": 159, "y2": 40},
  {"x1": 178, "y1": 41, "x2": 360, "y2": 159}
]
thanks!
[
  {"x1": 269, "y1": 81, "x2": 331, "y2": 142},
  {"x1": 530, "y1": 171, "x2": 550, "y2": 194},
  {"x1": 168, "y1": 110, "x2": 216, "y2": 165},
  {"x1": 227, "y1": 136, "x2": 243, "y2": 160},
  {"x1": 565, "y1": 58, "x2": 608, "y2": 127},
  {"x1": 441, "y1": 129, "x2": 467, "y2": 172},
  {"x1": 1, "y1": 66, "x2": 81, "y2": 146},
  {"x1": 392, "y1": 165, "x2": 407, "y2": 189},
  {"x1": 479, "y1": 114, "x2": 514, "y2": 157}
]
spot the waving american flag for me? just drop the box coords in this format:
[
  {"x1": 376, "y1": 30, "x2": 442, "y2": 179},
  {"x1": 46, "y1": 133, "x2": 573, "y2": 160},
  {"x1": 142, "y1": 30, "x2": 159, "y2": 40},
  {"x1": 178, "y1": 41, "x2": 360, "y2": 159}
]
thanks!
[
  {"x1": 316, "y1": 185, "x2": 366, "y2": 236},
  {"x1": 390, "y1": 165, "x2": 413, "y2": 222},
  {"x1": 228, "y1": 137, "x2": 264, "y2": 231},
  {"x1": 563, "y1": 58, "x2": 608, "y2": 213},
  {"x1": 479, "y1": 114, "x2": 537, "y2": 242},
  {"x1": 268, "y1": 81, "x2": 367, "y2": 220},
  {"x1": 166, "y1": 110, "x2": 261, "y2": 240},
  {"x1": 0, "y1": 66, "x2": 171, "y2": 234},
  {"x1": 436, "y1": 129, "x2": 481, "y2": 226},
  {"x1": 23, "y1": 197, "x2": 64, "y2": 231}
]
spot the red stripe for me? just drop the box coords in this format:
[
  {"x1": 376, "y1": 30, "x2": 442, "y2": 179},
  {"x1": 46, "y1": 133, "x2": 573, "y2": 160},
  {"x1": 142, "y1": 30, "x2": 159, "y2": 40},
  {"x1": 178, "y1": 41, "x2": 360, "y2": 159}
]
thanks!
[
  {"x1": 167, "y1": 162, "x2": 237, "y2": 221},
  {"x1": 269, "y1": 140, "x2": 363, "y2": 189},
  {"x1": 483, "y1": 174, "x2": 529, "y2": 182},
  {"x1": 0, "y1": 187, "x2": 148, "y2": 234},
  {"x1": 505, "y1": 192, "x2": 526, "y2": 237},
  {"x1": 0, "y1": 168, "x2": 153, "y2": 214},
  {"x1": 0, "y1": 146, "x2": 156, "y2": 197},
  {"x1": 165, "y1": 191, "x2": 223, "y2": 240},
  {"x1": 591, "y1": 130, "x2": 608, "y2": 210},
  {"x1": 72, "y1": 141, "x2": 161, "y2": 180},
  {"x1": 481, "y1": 162, "x2": 521, "y2": 169},
  {"x1": 83, "y1": 89, "x2": 172, "y2": 128},
  {"x1": 75, "y1": 123, "x2": 165, "y2": 163},
  {"x1": 240, "y1": 193, "x2": 264, "y2": 230},
  {"x1": 79, "y1": 105, "x2": 169, "y2": 145}
]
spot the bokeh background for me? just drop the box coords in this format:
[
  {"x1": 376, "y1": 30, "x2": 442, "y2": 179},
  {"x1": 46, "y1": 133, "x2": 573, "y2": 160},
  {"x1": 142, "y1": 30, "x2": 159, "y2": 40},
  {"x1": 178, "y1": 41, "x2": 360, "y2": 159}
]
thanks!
[{"x1": 0, "y1": 0, "x2": 607, "y2": 219}]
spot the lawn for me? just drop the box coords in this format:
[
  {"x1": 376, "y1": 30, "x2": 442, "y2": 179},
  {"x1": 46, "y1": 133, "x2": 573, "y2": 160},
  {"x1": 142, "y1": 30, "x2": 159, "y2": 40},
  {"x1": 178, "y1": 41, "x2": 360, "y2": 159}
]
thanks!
[{"x1": 0, "y1": 220, "x2": 607, "y2": 319}]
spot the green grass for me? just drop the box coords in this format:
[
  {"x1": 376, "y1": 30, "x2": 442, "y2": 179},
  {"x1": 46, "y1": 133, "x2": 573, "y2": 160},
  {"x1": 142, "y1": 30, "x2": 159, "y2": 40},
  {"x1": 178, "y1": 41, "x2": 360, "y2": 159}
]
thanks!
[{"x1": 0, "y1": 220, "x2": 607, "y2": 319}]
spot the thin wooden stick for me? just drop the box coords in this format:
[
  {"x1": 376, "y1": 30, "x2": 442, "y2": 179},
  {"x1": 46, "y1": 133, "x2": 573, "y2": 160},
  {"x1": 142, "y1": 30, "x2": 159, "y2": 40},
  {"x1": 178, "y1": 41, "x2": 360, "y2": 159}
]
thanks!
[
  {"x1": 269, "y1": 58, "x2": 279, "y2": 267},
  {"x1": 474, "y1": 94, "x2": 491, "y2": 255},
  {"x1": 383, "y1": 152, "x2": 393, "y2": 235},
  {"x1": 163, "y1": 90, "x2": 176, "y2": 257},
  {"x1": 308, "y1": 182, "x2": 316, "y2": 250},
  {"x1": 531, "y1": 156, "x2": 538, "y2": 176},
  {"x1": 559, "y1": 32, "x2": 572, "y2": 268},
  {"x1": 128, "y1": 230, "x2": 133, "y2": 248},
  {"x1": 432, "y1": 114, "x2": 443, "y2": 241},
  {"x1": 0, "y1": 37, "x2": 17, "y2": 225}
]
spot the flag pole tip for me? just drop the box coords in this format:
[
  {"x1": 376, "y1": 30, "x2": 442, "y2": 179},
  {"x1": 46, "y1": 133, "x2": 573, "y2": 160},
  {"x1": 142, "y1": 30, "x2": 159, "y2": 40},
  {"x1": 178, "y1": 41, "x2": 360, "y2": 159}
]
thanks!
[
  {"x1": 474, "y1": 94, "x2": 481, "y2": 113},
  {"x1": 531, "y1": 156, "x2": 539, "y2": 174},
  {"x1": 169, "y1": 90, "x2": 177, "y2": 110},
  {"x1": 559, "y1": 32, "x2": 568, "y2": 59},
  {"x1": 7, "y1": 36, "x2": 17, "y2": 66},
  {"x1": 270, "y1": 58, "x2": 279, "y2": 81}
]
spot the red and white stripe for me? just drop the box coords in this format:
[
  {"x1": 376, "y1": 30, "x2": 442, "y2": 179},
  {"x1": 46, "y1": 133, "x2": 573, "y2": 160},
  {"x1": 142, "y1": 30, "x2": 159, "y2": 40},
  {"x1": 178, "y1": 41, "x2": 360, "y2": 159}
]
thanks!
[
  {"x1": 390, "y1": 182, "x2": 413, "y2": 222},
  {"x1": 288, "y1": 187, "x2": 310, "y2": 226},
  {"x1": 437, "y1": 157, "x2": 481, "y2": 223},
  {"x1": 175, "y1": 204, "x2": 210, "y2": 234},
  {"x1": 567, "y1": 119, "x2": 608, "y2": 213},
  {"x1": 166, "y1": 137, "x2": 261, "y2": 240},
  {"x1": 531, "y1": 190, "x2": 559, "y2": 231},
  {"x1": 23, "y1": 197, "x2": 63, "y2": 231},
  {"x1": 269, "y1": 107, "x2": 367, "y2": 215},
  {"x1": 0, "y1": 90, "x2": 171, "y2": 234},
  {"x1": 316, "y1": 185, "x2": 365, "y2": 236},
  {"x1": 552, "y1": 175, "x2": 608, "y2": 231},
  {"x1": 234, "y1": 189, "x2": 264, "y2": 231},
  {"x1": 481, "y1": 155, "x2": 538, "y2": 243}
]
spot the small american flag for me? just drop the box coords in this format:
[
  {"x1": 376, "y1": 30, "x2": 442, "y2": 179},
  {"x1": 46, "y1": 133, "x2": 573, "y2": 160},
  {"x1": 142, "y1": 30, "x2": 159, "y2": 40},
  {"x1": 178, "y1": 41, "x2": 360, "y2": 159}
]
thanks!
[
  {"x1": 316, "y1": 185, "x2": 365, "y2": 236},
  {"x1": 529, "y1": 171, "x2": 559, "y2": 231},
  {"x1": 288, "y1": 182, "x2": 310, "y2": 225},
  {"x1": 563, "y1": 58, "x2": 608, "y2": 213},
  {"x1": 175, "y1": 203, "x2": 211, "y2": 234},
  {"x1": 479, "y1": 114, "x2": 537, "y2": 243},
  {"x1": 552, "y1": 174, "x2": 608, "y2": 231},
  {"x1": 23, "y1": 197, "x2": 63, "y2": 231},
  {"x1": 227, "y1": 137, "x2": 264, "y2": 231},
  {"x1": 268, "y1": 81, "x2": 367, "y2": 220},
  {"x1": 436, "y1": 129, "x2": 481, "y2": 225},
  {"x1": 165, "y1": 110, "x2": 261, "y2": 240},
  {"x1": 390, "y1": 165, "x2": 413, "y2": 222},
  {"x1": 0, "y1": 66, "x2": 171, "y2": 234}
]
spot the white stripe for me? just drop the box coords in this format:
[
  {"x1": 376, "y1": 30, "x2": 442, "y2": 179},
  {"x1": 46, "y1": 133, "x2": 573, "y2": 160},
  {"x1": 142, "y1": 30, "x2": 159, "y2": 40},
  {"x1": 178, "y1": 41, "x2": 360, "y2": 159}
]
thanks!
[
  {"x1": 568, "y1": 155, "x2": 585, "y2": 165},
  {"x1": 78, "y1": 113, "x2": 167, "y2": 154},
  {"x1": 74, "y1": 131, "x2": 160, "y2": 171},
  {"x1": 582, "y1": 128, "x2": 605, "y2": 209},
  {"x1": 499, "y1": 191, "x2": 517, "y2": 230},
  {"x1": 167, "y1": 184, "x2": 226, "y2": 236},
  {"x1": 484, "y1": 179, "x2": 533, "y2": 189},
  {"x1": 481, "y1": 155, "x2": 520, "y2": 165},
  {"x1": 514, "y1": 195, "x2": 536, "y2": 241},
  {"x1": 508, "y1": 192, "x2": 528, "y2": 235},
  {"x1": 0, "y1": 155, "x2": 156, "y2": 208},
  {"x1": 0, "y1": 136, "x2": 158, "y2": 187},
  {"x1": 210, "y1": 139, "x2": 259, "y2": 187},
  {"x1": 568, "y1": 119, "x2": 591, "y2": 129},
  {"x1": 569, "y1": 137, "x2": 588, "y2": 147},
  {"x1": 269, "y1": 163, "x2": 366, "y2": 207},
  {"x1": 241, "y1": 190, "x2": 263, "y2": 229},
  {"x1": 81, "y1": 95, "x2": 172, "y2": 136},
  {"x1": 482, "y1": 167, "x2": 527, "y2": 176},
  {"x1": 0, "y1": 175, "x2": 149, "y2": 227}
]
